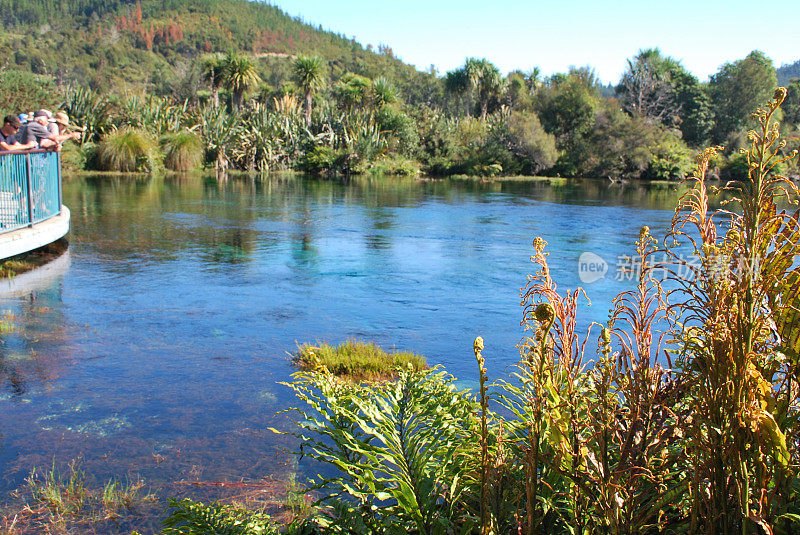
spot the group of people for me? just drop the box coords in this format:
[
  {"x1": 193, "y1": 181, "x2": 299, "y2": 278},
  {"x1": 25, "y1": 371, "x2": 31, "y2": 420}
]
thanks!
[{"x1": 0, "y1": 109, "x2": 80, "y2": 153}]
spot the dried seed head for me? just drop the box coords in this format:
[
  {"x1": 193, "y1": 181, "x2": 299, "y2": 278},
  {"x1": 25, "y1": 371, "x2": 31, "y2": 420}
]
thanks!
[
  {"x1": 473, "y1": 336, "x2": 484, "y2": 354},
  {"x1": 534, "y1": 303, "x2": 555, "y2": 324}
]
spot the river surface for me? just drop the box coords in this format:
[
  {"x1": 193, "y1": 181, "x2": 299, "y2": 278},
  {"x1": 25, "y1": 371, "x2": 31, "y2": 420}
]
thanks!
[{"x1": 0, "y1": 173, "x2": 688, "y2": 524}]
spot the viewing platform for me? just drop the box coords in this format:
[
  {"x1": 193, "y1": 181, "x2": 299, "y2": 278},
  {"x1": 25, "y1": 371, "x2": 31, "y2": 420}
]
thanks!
[{"x1": 0, "y1": 150, "x2": 69, "y2": 261}]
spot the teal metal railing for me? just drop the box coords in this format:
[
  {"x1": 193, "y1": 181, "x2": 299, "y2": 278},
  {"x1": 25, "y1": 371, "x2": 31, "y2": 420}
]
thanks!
[{"x1": 0, "y1": 150, "x2": 62, "y2": 234}]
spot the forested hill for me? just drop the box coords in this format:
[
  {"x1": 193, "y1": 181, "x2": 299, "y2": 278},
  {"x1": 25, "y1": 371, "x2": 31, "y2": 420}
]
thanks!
[
  {"x1": 0, "y1": 0, "x2": 433, "y2": 97},
  {"x1": 778, "y1": 60, "x2": 800, "y2": 86}
]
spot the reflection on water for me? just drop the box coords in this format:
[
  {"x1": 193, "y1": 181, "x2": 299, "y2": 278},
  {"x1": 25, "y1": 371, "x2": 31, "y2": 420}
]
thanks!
[{"x1": 1, "y1": 173, "x2": 691, "y2": 516}]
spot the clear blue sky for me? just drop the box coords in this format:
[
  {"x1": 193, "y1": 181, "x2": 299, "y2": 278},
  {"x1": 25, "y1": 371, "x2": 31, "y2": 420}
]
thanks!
[{"x1": 268, "y1": 0, "x2": 799, "y2": 84}]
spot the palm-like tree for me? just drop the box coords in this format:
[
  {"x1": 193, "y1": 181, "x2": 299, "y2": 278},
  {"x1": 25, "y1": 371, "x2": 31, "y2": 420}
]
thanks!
[
  {"x1": 371, "y1": 77, "x2": 398, "y2": 109},
  {"x1": 293, "y1": 55, "x2": 325, "y2": 126},
  {"x1": 222, "y1": 53, "x2": 261, "y2": 110},
  {"x1": 334, "y1": 72, "x2": 370, "y2": 113},
  {"x1": 527, "y1": 67, "x2": 543, "y2": 91},
  {"x1": 445, "y1": 68, "x2": 471, "y2": 116},
  {"x1": 448, "y1": 58, "x2": 504, "y2": 120},
  {"x1": 201, "y1": 53, "x2": 225, "y2": 108},
  {"x1": 466, "y1": 58, "x2": 503, "y2": 120}
]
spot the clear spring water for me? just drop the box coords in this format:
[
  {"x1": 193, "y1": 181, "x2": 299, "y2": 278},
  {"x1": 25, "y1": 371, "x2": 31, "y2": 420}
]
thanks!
[{"x1": 0, "y1": 173, "x2": 691, "y2": 522}]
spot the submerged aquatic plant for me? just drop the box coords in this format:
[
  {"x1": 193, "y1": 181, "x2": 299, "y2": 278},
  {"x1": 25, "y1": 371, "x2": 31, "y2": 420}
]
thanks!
[
  {"x1": 0, "y1": 311, "x2": 17, "y2": 334},
  {"x1": 27, "y1": 460, "x2": 88, "y2": 516},
  {"x1": 7, "y1": 461, "x2": 154, "y2": 532}
]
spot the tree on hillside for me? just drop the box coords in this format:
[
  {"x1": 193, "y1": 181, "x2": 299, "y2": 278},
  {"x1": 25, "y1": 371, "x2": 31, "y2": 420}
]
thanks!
[
  {"x1": 506, "y1": 71, "x2": 531, "y2": 110},
  {"x1": 527, "y1": 67, "x2": 543, "y2": 90},
  {"x1": 201, "y1": 53, "x2": 225, "y2": 107},
  {"x1": 503, "y1": 110, "x2": 558, "y2": 174},
  {"x1": 669, "y1": 68, "x2": 713, "y2": 146},
  {"x1": 223, "y1": 53, "x2": 261, "y2": 110},
  {"x1": 466, "y1": 58, "x2": 503, "y2": 120},
  {"x1": 333, "y1": 72, "x2": 371, "y2": 113},
  {"x1": 783, "y1": 79, "x2": 800, "y2": 127},
  {"x1": 777, "y1": 59, "x2": 800, "y2": 85},
  {"x1": 535, "y1": 68, "x2": 600, "y2": 142},
  {"x1": 444, "y1": 68, "x2": 471, "y2": 116},
  {"x1": 708, "y1": 50, "x2": 777, "y2": 143},
  {"x1": 293, "y1": 55, "x2": 325, "y2": 127}
]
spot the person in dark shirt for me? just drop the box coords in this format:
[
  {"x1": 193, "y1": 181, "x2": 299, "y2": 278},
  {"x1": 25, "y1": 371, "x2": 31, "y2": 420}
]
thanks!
[{"x1": 0, "y1": 115, "x2": 37, "y2": 151}]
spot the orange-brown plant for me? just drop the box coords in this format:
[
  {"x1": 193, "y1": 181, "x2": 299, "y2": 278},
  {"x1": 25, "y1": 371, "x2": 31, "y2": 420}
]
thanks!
[{"x1": 667, "y1": 87, "x2": 800, "y2": 534}]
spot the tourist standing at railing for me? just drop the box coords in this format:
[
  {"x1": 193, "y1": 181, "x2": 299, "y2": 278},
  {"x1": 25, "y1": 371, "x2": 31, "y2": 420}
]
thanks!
[
  {"x1": 0, "y1": 115, "x2": 37, "y2": 152},
  {"x1": 19, "y1": 110, "x2": 79, "y2": 150},
  {"x1": 50, "y1": 112, "x2": 81, "y2": 142}
]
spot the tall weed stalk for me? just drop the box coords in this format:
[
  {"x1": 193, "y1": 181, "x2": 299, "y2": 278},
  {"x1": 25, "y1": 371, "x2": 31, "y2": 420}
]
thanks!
[{"x1": 668, "y1": 88, "x2": 800, "y2": 534}]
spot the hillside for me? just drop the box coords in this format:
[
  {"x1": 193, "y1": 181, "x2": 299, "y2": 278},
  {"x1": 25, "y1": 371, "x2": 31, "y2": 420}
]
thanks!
[
  {"x1": 778, "y1": 60, "x2": 800, "y2": 85},
  {"x1": 0, "y1": 0, "x2": 436, "y2": 102}
]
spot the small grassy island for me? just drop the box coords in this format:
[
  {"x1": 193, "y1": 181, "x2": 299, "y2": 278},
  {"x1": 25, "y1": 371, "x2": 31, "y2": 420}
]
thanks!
[{"x1": 292, "y1": 340, "x2": 426, "y2": 381}]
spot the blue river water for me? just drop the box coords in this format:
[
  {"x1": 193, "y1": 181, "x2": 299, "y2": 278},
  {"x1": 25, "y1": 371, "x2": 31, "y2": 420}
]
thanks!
[{"x1": 0, "y1": 173, "x2": 690, "y2": 523}]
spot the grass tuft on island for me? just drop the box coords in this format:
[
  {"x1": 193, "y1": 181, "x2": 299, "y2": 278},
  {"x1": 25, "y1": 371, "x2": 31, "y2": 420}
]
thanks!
[{"x1": 293, "y1": 340, "x2": 426, "y2": 381}]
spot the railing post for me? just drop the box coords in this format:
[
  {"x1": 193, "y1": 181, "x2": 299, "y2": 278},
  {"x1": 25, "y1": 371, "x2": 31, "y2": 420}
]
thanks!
[
  {"x1": 57, "y1": 151, "x2": 62, "y2": 216},
  {"x1": 24, "y1": 152, "x2": 33, "y2": 227}
]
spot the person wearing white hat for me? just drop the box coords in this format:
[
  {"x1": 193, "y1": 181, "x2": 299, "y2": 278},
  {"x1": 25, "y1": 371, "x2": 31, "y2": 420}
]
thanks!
[{"x1": 20, "y1": 109, "x2": 79, "y2": 149}]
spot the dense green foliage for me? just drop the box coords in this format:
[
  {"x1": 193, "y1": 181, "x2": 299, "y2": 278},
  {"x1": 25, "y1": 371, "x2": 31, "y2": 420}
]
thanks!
[
  {"x1": 282, "y1": 367, "x2": 475, "y2": 533},
  {"x1": 0, "y1": 68, "x2": 61, "y2": 114},
  {"x1": 0, "y1": 0, "x2": 798, "y2": 180}
]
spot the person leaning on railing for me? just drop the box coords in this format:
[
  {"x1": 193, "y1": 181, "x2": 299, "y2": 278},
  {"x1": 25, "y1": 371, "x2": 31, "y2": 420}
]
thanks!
[
  {"x1": 19, "y1": 109, "x2": 79, "y2": 150},
  {"x1": 50, "y1": 112, "x2": 83, "y2": 143},
  {"x1": 0, "y1": 114, "x2": 38, "y2": 152}
]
